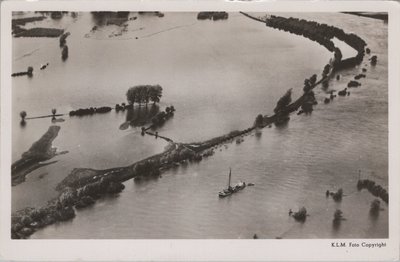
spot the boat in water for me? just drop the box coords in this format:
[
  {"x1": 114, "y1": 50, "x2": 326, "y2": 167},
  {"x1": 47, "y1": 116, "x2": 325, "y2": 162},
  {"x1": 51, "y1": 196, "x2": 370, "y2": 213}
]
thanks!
[{"x1": 218, "y1": 168, "x2": 246, "y2": 197}]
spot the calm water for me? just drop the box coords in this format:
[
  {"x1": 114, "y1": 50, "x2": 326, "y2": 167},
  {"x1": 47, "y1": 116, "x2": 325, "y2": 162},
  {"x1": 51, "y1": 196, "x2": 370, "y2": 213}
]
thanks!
[{"x1": 11, "y1": 12, "x2": 388, "y2": 239}]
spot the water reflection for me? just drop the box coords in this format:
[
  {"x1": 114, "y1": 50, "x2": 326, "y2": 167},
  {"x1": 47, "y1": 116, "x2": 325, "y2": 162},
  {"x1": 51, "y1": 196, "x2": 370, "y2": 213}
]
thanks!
[
  {"x1": 126, "y1": 105, "x2": 160, "y2": 127},
  {"x1": 274, "y1": 119, "x2": 289, "y2": 129},
  {"x1": 255, "y1": 129, "x2": 262, "y2": 139},
  {"x1": 332, "y1": 219, "x2": 342, "y2": 232},
  {"x1": 133, "y1": 175, "x2": 160, "y2": 184}
]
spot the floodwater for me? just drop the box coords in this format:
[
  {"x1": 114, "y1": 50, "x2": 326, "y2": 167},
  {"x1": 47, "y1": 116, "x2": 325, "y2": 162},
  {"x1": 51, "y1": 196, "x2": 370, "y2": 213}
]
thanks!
[{"x1": 11, "y1": 12, "x2": 388, "y2": 239}]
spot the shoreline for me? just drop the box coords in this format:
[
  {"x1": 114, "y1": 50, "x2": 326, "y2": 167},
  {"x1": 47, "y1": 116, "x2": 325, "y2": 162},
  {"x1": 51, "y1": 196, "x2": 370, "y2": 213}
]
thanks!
[
  {"x1": 341, "y1": 12, "x2": 388, "y2": 22},
  {"x1": 11, "y1": 13, "x2": 374, "y2": 239}
]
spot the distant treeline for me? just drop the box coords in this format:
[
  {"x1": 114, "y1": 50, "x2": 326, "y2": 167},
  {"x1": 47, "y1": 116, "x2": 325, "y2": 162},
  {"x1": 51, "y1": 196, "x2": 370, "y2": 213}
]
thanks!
[
  {"x1": 342, "y1": 12, "x2": 388, "y2": 21},
  {"x1": 265, "y1": 15, "x2": 367, "y2": 69},
  {"x1": 12, "y1": 14, "x2": 66, "y2": 37},
  {"x1": 197, "y1": 12, "x2": 228, "y2": 21},
  {"x1": 138, "y1": 11, "x2": 164, "y2": 17},
  {"x1": 14, "y1": 27, "x2": 64, "y2": 38},
  {"x1": 12, "y1": 16, "x2": 47, "y2": 35}
]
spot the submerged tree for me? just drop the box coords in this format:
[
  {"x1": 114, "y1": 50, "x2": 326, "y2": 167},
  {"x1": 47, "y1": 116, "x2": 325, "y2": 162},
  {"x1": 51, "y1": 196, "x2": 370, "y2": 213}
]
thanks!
[
  {"x1": 61, "y1": 46, "x2": 69, "y2": 61},
  {"x1": 303, "y1": 79, "x2": 311, "y2": 93},
  {"x1": 333, "y1": 209, "x2": 343, "y2": 222},
  {"x1": 370, "y1": 199, "x2": 381, "y2": 216},
  {"x1": 333, "y1": 209, "x2": 344, "y2": 229},
  {"x1": 274, "y1": 88, "x2": 292, "y2": 114},
  {"x1": 27, "y1": 66, "x2": 33, "y2": 77},
  {"x1": 20, "y1": 111, "x2": 27, "y2": 126},
  {"x1": 303, "y1": 74, "x2": 318, "y2": 93},
  {"x1": 292, "y1": 207, "x2": 307, "y2": 222},
  {"x1": 149, "y1": 85, "x2": 163, "y2": 105},
  {"x1": 254, "y1": 114, "x2": 264, "y2": 128},
  {"x1": 309, "y1": 74, "x2": 317, "y2": 85},
  {"x1": 126, "y1": 87, "x2": 137, "y2": 106},
  {"x1": 334, "y1": 47, "x2": 343, "y2": 63},
  {"x1": 51, "y1": 108, "x2": 57, "y2": 121},
  {"x1": 332, "y1": 188, "x2": 343, "y2": 202},
  {"x1": 20, "y1": 111, "x2": 27, "y2": 120}
]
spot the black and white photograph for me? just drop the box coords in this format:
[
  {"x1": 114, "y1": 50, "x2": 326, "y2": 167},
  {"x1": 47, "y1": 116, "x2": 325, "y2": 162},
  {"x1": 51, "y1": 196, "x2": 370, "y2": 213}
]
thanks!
[{"x1": 1, "y1": 1, "x2": 399, "y2": 261}]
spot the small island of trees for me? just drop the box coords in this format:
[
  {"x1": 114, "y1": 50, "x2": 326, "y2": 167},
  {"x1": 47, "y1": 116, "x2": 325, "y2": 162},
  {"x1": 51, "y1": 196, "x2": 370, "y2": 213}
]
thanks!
[{"x1": 126, "y1": 85, "x2": 163, "y2": 107}]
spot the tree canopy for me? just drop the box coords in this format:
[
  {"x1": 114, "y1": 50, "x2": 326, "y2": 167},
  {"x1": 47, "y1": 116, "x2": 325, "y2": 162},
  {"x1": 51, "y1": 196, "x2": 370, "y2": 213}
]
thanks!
[
  {"x1": 126, "y1": 85, "x2": 163, "y2": 106},
  {"x1": 20, "y1": 111, "x2": 27, "y2": 120},
  {"x1": 274, "y1": 88, "x2": 292, "y2": 114},
  {"x1": 254, "y1": 114, "x2": 264, "y2": 127}
]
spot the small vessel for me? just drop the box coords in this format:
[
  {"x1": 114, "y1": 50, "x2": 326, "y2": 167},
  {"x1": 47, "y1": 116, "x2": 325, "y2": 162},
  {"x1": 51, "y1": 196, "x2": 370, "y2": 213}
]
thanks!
[{"x1": 218, "y1": 168, "x2": 246, "y2": 197}]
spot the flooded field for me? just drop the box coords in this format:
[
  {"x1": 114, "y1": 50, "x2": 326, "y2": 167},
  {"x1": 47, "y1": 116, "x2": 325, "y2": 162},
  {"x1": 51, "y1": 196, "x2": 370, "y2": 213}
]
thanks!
[{"x1": 11, "y1": 12, "x2": 387, "y2": 239}]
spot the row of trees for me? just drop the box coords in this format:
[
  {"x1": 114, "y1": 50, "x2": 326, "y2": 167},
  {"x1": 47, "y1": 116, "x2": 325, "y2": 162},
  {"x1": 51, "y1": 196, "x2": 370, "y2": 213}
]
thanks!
[
  {"x1": 303, "y1": 74, "x2": 317, "y2": 93},
  {"x1": 126, "y1": 85, "x2": 163, "y2": 107},
  {"x1": 12, "y1": 66, "x2": 33, "y2": 78},
  {"x1": 19, "y1": 108, "x2": 58, "y2": 125},
  {"x1": 151, "y1": 105, "x2": 175, "y2": 127},
  {"x1": 59, "y1": 32, "x2": 70, "y2": 47},
  {"x1": 266, "y1": 15, "x2": 367, "y2": 71}
]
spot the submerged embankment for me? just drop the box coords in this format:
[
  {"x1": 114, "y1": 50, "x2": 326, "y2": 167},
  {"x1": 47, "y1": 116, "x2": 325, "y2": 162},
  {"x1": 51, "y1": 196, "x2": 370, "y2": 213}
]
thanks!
[{"x1": 12, "y1": 126, "x2": 64, "y2": 186}]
